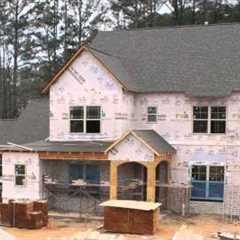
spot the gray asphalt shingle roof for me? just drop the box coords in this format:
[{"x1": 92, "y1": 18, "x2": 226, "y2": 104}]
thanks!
[
  {"x1": 23, "y1": 140, "x2": 113, "y2": 153},
  {"x1": 132, "y1": 130, "x2": 176, "y2": 154},
  {"x1": 90, "y1": 23, "x2": 240, "y2": 97},
  {"x1": 0, "y1": 98, "x2": 49, "y2": 145},
  {"x1": 21, "y1": 130, "x2": 174, "y2": 154}
]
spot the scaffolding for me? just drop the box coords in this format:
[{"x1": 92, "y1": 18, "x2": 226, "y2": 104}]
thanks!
[
  {"x1": 43, "y1": 175, "x2": 109, "y2": 218},
  {"x1": 156, "y1": 182, "x2": 192, "y2": 216}
]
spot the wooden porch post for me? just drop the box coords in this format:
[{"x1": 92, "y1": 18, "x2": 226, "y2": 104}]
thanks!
[
  {"x1": 110, "y1": 161, "x2": 118, "y2": 200},
  {"x1": 146, "y1": 163, "x2": 156, "y2": 202}
]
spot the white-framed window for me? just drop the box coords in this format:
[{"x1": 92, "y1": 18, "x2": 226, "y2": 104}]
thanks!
[
  {"x1": 193, "y1": 106, "x2": 226, "y2": 134},
  {"x1": 70, "y1": 106, "x2": 101, "y2": 133},
  {"x1": 147, "y1": 106, "x2": 157, "y2": 122},
  {"x1": 210, "y1": 107, "x2": 226, "y2": 133},
  {"x1": 191, "y1": 165, "x2": 224, "y2": 201},
  {"x1": 70, "y1": 106, "x2": 84, "y2": 133},
  {"x1": 15, "y1": 164, "x2": 26, "y2": 186}
]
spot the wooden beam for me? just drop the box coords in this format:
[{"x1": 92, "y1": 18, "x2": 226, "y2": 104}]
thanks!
[
  {"x1": 110, "y1": 161, "x2": 119, "y2": 200},
  {"x1": 146, "y1": 163, "x2": 156, "y2": 202},
  {"x1": 39, "y1": 151, "x2": 107, "y2": 160},
  {"x1": 154, "y1": 153, "x2": 173, "y2": 162}
]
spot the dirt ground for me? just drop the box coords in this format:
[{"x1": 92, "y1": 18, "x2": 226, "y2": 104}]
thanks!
[{"x1": 4, "y1": 214, "x2": 240, "y2": 240}]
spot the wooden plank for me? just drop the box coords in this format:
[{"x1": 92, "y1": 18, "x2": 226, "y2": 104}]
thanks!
[
  {"x1": 110, "y1": 162, "x2": 118, "y2": 199},
  {"x1": 39, "y1": 152, "x2": 108, "y2": 160}
]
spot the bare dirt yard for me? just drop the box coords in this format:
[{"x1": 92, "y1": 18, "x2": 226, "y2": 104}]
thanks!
[{"x1": 3, "y1": 213, "x2": 240, "y2": 240}]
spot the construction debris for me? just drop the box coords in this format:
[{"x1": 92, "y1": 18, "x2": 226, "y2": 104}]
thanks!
[{"x1": 218, "y1": 232, "x2": 240, "y2": 240}]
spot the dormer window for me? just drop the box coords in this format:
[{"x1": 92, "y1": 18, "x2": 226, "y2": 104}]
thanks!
[
  {"x1": 70, "y1": 106, "x2": 101, "y2": 133},
  {"x1": 147, "y1": 106, "x2": 157, "y2": 122}
]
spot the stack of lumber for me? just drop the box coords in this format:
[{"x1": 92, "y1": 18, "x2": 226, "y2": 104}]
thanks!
[
  {"x1": 15, "y1": 201, "x2": 33, "y2": 228},
  {"x1": 28, "y1": 211, "x2": 43, "y2": 229},
  {"x1": 0, "y1": 200, "x2": 48, "y2": 229},
  {"x1": 33, "y1": 200, "x2": 48, "y2": 226},
  {"x1": 0, "y1": 202, "x2": 13, "y2": 226}
]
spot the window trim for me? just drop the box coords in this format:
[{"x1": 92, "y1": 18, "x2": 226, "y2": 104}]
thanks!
[
  {"x1": 70, "y1": 106, "x2": 101, "y2": 134},
  {"x1": 190, "y1": 165, "x2": 224, "y2": 202},
  {"x1": 86, "y1": 106, "x2": 101, "y2": 133},
  {"x1": 15, "y1": 164, "x2": 26, "y2": 187},
  {"x1": 147, "y1": 106, "x2": 158, "y2": 123},
  {"x1": 192, "y1": 105, "x2": 226, "y2": 134},
  {"x1": 193, "y1": 106, "x2": 208, "y2": 133},
  {"x1": 70, "y1": 106, "x2": 84, "y2": 133}
]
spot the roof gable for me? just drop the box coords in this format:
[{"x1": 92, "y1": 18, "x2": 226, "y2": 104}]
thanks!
[
  {"x1": 41, "y1": 47, "x2": 128, "y2": 93},
  {"x1": 107, "y1": 131, "x2": 156, "y2": 161},
  {"x1": 106, "y1": 130, "x2": 175, "y2": 158}
]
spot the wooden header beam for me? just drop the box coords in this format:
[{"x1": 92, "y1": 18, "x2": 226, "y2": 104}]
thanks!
[{"x1": 39, "y1": 151, "x2": 108, "y2": 161}]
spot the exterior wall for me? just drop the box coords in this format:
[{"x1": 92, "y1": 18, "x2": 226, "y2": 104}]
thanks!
[
  {"x1": 135, "y1": 93, "x2": 240, "y2": 215},
  {"x1": 135, "y1": 92, "x2": 240, "y2": 145},
  {"x1": 2, "y1": 152, "x2": 42, "y2": 202},
  {"x1": 109, "y1": 134, "x2": 154, "y2": 162},
  {"x1": 49, "y1": 50, "x2": 135, "y2": 141}
]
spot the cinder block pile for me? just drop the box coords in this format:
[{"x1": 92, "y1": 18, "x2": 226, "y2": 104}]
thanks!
[{"x1": 0, "y1": 200, "x2": 48, "y2": 229}]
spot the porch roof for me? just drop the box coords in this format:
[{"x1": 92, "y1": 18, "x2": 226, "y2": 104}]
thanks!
[
  {"x1": 106, "y1": 130, "x2": 176, "y2": 155},
  {"x1": 3, "y1": 140, "x2": 114, "y2": 153},
  {"x1": 24, "y1": 140, "x2": 114, "y2": 152}
]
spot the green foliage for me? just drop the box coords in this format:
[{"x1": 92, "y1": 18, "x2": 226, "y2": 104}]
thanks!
[{"x1": 0, "y1": 0, "x2": 240, "y2": 119}]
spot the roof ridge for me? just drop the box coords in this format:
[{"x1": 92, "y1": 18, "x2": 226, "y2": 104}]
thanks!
[
  {"x1": 88, "y1": 46, "x2": 121, "y2": 59},
  {"x1": 98, "y1": 22, "x2": 240, "y2": 33}
]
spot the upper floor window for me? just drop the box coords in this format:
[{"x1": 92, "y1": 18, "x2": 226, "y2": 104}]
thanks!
[
  {"x1": 86, "y1": 106, "x2": 101, "y2": 133},
  {"x1": 70, "y1": 106, "x2": 101, "y2": 133},
  {"x1": 147, "y1": 106, "x2": 157, "y2": 122},
  {"x1": 193, "y1": 106, "x2": 226, "y2": 134},
  {"x1": 70, "y1": 106, "x2": 84, "y2": 133},
  {"x1": 193, "y1": 106, "x2": 208, "y2": 133},
  {"x1": 211, "y1": 107, "x2": 226, "y2": 134},
  {"x1": 15, "y1": 164, "x2": 26, "y2": 186}
]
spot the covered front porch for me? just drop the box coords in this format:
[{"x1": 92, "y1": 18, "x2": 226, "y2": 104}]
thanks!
[{"x1": 106, "y1": 130, "x2": 175, "y2": 203}]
